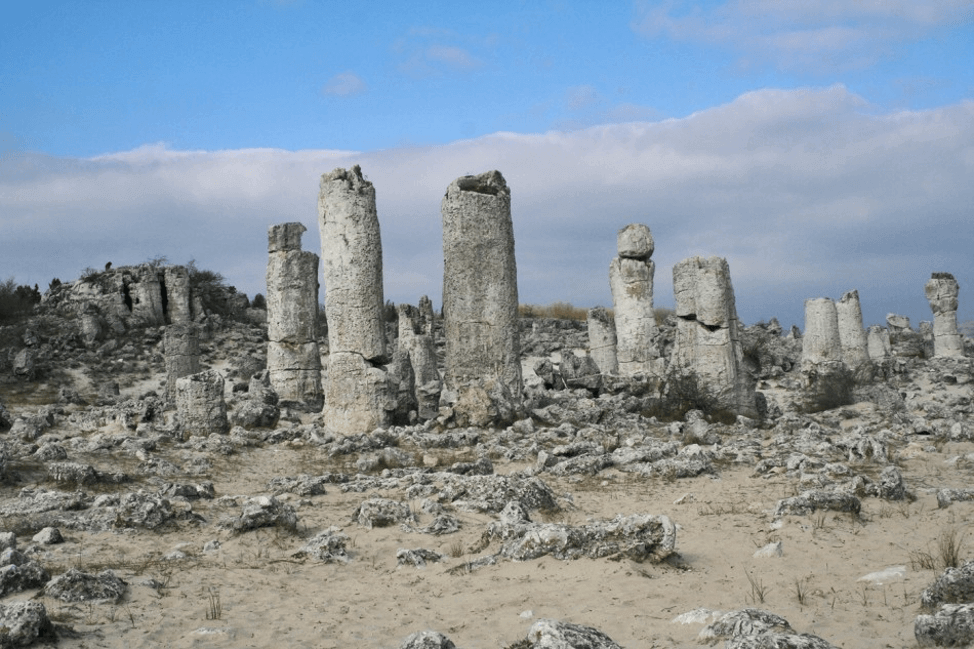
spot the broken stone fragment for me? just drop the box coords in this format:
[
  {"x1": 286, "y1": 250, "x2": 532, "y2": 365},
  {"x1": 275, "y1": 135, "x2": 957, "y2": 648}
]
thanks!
[
  {"x1": 398, "y1": 630, "x2": 457, "y2": 649},
  {"x1": 915, "y1": 603, "x2": 974, "y2": 648},
  {"x1": 0, "y1": 601, "x2": 54, "y2": 648},
  {"x1": 526, "y1": 619, "x2": 623, "y2": 649},
  {"x1": 920, "y1": 560, "x2": 974, "y2": 610},
  {"x1": 43, "y1": 568, "x2": 126, "y2": 604}
]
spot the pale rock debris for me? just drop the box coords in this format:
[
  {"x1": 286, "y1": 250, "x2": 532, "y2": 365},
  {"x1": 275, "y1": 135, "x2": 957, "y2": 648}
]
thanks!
[{"x1": 925, "y1": 272, "x2": 964, "y2": 358}]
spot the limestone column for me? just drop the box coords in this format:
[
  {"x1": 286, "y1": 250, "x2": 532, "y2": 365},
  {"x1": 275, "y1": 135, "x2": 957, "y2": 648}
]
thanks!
[
  {"x1": 802, "y1": 298, "x2": 842, "y2": 365},
  {"x1": 164, "y1": 266, "x2": 193, "y2": 324},
  {"x1": 164, "y1": 323, "x2": 200, "y2": 402},
  {"x1": 266, "y1": 222, "x2": 323, "y2": 408},
  {"x1": 836, "y1": 290, "x2": 869, "y2": 369},
  {"x1": 671, "y1": 256, "x2": 756, "y2": 417},
  {"x1": 586, "y1": 307, "x2": 618, "y2": 374},
  {"x1": 318, "y1": 166, "x2": 393, "y2": 433},
  {"x1": 131, "y1": 265, "x2": 166, "y2": 325},
  {"x1": 609, "y1": 224, "x2": 662, "y2": 377},
  {"x1": 397, "y1": 301, "x2": 441, "y2": 421},
  {"x1": 441, "y1": 170, "x2": 522, "y2": 427},
  {"x1": 866, "y1": 325, "x2": 891, "y2": 361},
  {"x1": 925, "y1": 273, "x2": 964, "y2": 358},
  {"x1": 175, "y1": 369, "x2": 228, "y2": 436}
]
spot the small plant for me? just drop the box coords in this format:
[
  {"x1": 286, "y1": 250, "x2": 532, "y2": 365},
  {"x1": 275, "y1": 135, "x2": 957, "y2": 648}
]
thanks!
[
  {"x1": 448, "y1": 541, "x2": 464, "y2": 558},
  {"x1": 744, "y1": 570, "x2": 769, "y2": 604},
  {"x1": 938, "y1": 527, "x2": 965, "y2": 569},
  {"x1": 794, "y1": 577, "x2": 810, "y2": 606},
  {"x1": 205, "y1": 587, "x2": 221, "y2": 620}
]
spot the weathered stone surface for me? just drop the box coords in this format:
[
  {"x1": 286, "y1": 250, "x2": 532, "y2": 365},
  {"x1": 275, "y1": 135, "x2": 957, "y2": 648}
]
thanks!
[
  {"x1": 130, "y1": 264, "x2": 166, "y2": 325},
  {"x1": 387, "y1": 349, "x2": 418, "y2": 424},
  {"x1": 836, "y1": 290, "x2": 869, "y2": 369},
  {"x1": 925, "y1": 273, "x2": 964, "y2": 358},
  {"x1": 610, "y1": 224, "x2": 661, "y2": 377},
  {"x1": 293, "y1": 527, "x2": 349, "y2": 563},
  {"x1": 229, "y1": 496, "x2": 297, "y2": 533},
  {"x1": 399, "y1": 630, "x2": 457, "y2": 649},
  {"x1": 866, "y1": 325, "x2": 891, "y2": 360},
  {"x1": 0, "y1": 550, "x2": 49, "y2": 597},
  {"x1": 43, "y1": 568, "x2": 126, "y2": 603},
  {"x1": 802, "y1": 298, "x2": 842, "y2": 365},
  {"x1": 700, "y1": 608, "x2": 839, "y2": 648},
  {"x1": 353, "y1": 498, "x2": 416, "y2": 529},
  {"x1": 0, "y1": 601, "x2": 54, "y2": 648},
  {"x1": 916, "y1": 604, "x2": 974, "y2": 648},
  {"x1": 164, "y1": 323, "x2": 200, "y2": 401},
  {"x1": 323, "y1": 352, "x2": 394, "y2": 434},
  {"x1": 527, "y1": 619, "x2": 623, "y2": 649},
  {"x1": 397, "y1": 302, "x2": 441, "y2": 420},
  {"x1": 266, "y1": 222, "x2": 323, "y2": 408},
  {"x1": 114, "y1": 491, "x2": 176, "y2": 529},
  {"x1": 175, "y1": 369, "x2": 229, "y2": 436},
  {"x1": 773, "y1": 489, "x2": 861, "y2": 518},
  {"x1": 921, "y1": 561, "x2": 974, "y2": 610},
  {"x1": 671, "y1": 256, "x2": 756, "y2": 417},
  {"x1": 587, "y1": 307, "x2": 618, "y2": 374},
  {"x1": 163, "y1": 265, "x2": 192, "y2": 324},
  {"x1": 441, "y1": 170, "x2": 523, "y2": 423},
  {"x1": 396, "y1": 548, "x2": 445, "y2": 568},
  {"x1": 318, "y1": 166, "x2": 386, "y2": 362},
  {"x1": 31, "y1": 527, "x2": 63, "y2": 546}
]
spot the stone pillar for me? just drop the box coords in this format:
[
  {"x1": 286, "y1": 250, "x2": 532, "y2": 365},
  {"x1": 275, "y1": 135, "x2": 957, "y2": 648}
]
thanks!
[
  {"x1": 397, "y1": 301, "x2": 441, "y2": 421},
  {"x1": 802, "y1": 298, "x2": 842, "y2": 365},
  {"x1": 925, "y1": 273, "x2": 964, "y2": 358},
  {"x1": 318, "y1": 166, "x2": 392, "y2": 433},
  {"x1": 586, "y1": 307, "x2": 618, "y2": 374},
  {"x1": 131, "y1": 265, "x2": 166, "y2": 325},
  {"x1": 836, "y1": 290, "x2": 869, "y2": 369},
  {"x1": 866, "y1": 325, "x2": 891, "y2": 360},
  {"x1": 609, "y1": 224, "x2": 662, "y2": 377},
  {"x1": 175, "y1": 369, "x2": 228, "y2": 436},
  {"x1": 441, "y1": 170, "x2": 522, "y2": 427},
  {"x1": 671, "y1": 256, "x2": 756, "y2": 417},
  {"x1": 164, "y1": 266, "x2": 193, "y2": 324},
  {"x1": 266, "y1": 222, "x2": 323, "y2": 409},
  {"x1": 164, "y1": 323, "x2": 200, "y2": 402}
]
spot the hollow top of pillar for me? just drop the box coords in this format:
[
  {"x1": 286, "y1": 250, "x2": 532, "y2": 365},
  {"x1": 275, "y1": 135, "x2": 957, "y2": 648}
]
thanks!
[
  {"x1": 449, "y1": 170, "x2": 509, "y2": 197},
  {"x1": 838, "y1": 289, "x2": 860, "y2": 304},
  {"x1": 617, "y1": 223, "x2": 654, "y2": 259},
  {"x1": 320, "y1": 164, "x2": 373, "y2": 197},
  {"x1": 268, "y1": 222, "x2": 307, "y2": 253}
]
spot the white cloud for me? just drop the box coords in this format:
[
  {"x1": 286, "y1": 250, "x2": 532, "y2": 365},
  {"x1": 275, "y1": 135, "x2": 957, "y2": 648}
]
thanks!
[
  {"x1": 322, "y1": 72, "x2": 368, "y2": 97},
  {"x1": 633, "y1": 0, "x2": 974, "y2": 72},
  {"x1": 426, "y1": 45, "x2": 481, "y2": 69},
  {"x1": 2, "y1": 86, "x2": 972, "y2": 329}
]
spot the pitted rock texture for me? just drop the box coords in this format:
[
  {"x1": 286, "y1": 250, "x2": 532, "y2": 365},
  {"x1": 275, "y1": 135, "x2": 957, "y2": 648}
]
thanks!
[
  {"x1": 587, "y1": 306, "x2": 618, "y2": 374},
  {"x1": 610, "y1": 224, "x2": 662, "y2": 377},
  {"x1": 175, "y1": 369, "x2": 228, "y2": 436},
  {"x1": 441, "y1": 170, "x2": 522, "y2": 424},
  {"x1": 164, "y1": 323, "x2": 200, "y2": 402}
]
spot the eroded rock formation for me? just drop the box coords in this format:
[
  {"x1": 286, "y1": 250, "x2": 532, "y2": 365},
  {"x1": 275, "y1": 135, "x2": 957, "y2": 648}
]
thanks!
[
  {"x1": 266, "y1": 222, "x2": 323, "y2": 409},
  {"x1": 397, "y1": 300, "x2": 441, "y2": 420},
  {"x1": 587, "y1": 307, "x2": 618, "y2": 375},
  {"x1": 163, "y1": 323, "x2": 200, "y2": 402},
  {"x1": 175, "y1": 369, "x2": 228, "y2": 436},
  {"x1": 836, "y1": 290, "x2": 869, "y2": 369},
  {"x1": 440, "y1": 170, "x2": 522, "y2": 427},
  {"x1": 671, "y1": 256, "x2": 756, "y2": 418},
  {"x1": 609, "y1": 224, "x2": 662, "y2": 377},
  {"x1": 318, "y1": 166, "x2": 393, "y2": 433},
  {"x1": 925, "y1": 272, "x2": 964, "y2": 358},
  {"x1": 802, "y1": 298, "x2": 842, "y2": 365}
]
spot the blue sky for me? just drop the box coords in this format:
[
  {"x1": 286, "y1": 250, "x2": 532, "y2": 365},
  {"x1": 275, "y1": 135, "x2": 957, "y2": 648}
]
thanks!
[{"x1": 2, "y1": 0, "x2": 974, "y2": 329}]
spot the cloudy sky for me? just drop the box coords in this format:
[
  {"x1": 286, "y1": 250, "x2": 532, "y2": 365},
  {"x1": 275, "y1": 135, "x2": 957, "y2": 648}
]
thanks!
[{"x1": 2, "y1": 1, "x2": 973, "y2": 330}]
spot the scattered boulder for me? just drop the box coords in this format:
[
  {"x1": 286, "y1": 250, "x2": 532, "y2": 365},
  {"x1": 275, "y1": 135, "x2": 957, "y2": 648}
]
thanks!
[
  {"x1": 915, "y1": 604, "x2": 974, "y2": 648},
  {"x1": 228, "y1": 496, "x2": 297, "y2": 533},
  {"x1": 921, "y1": 561, "x2": 974, "y2": 610},
  {"x1": 294, "y1": 527, "x2": 349, "y2": 563},
  {"x1": 0, "y1": 601, "x2": 55, "y2": 648},
  {"x1": 43, "y1": 568, "x2": 126, "y2": 604},
  {"x1": 353, "y1": 498, "x2": 416, "y2": 529},
  {"x1": 526, "y1": 619, "x2": 622, "y2": 649},
  {"x1": 398, "y1": 630, "x2": 457, "y2": 649}
]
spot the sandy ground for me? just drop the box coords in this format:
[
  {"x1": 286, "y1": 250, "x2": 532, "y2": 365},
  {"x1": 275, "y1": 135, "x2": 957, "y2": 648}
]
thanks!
[{"x1": 7, "y1": 430, "x2": 972, "y2": 649}]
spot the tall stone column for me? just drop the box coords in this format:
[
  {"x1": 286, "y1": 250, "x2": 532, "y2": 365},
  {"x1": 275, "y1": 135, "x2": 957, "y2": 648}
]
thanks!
[
  {"x1": 397, "y1": 301, "x2": 441, "y2": 421},
  {"x1": 164, "y1": 323, "x2": 200, "y2": 402},
  {"x1": 925, "y1": 273, "x2": 964, "y2": 358},
  {"x1": 802, "y1": 298, "x2": 842, "y2": 365},
  {"x1": 836, "y1": 290, "x2": 869, "y2": 369},
  {"x1": 441, "y1": 170, "x2": 522, "y2": 427},
  {"x1": 866, "y1": 325, "x2": 891, "y2": 360},
  {"x1": 266, "y1": 222, "x2": 323, "y2": 409},
  {"x1": 318, "y1": 166, "x2": 393, "y2": 434},
  {"x1": 131, "y1": 265, "x2": 166, "y2": 325},
  {"x1": 609, "y1": 224, "x2": 663, "y2": 377},
  {"x1": 586, "y1": 307, "x2": 618, "y2": 374},
  {"x1": 163, "y1": 266, "x2": 193, "y2": 324},
  {"x1": 671, "y1": 256, "x2": 756, "y2": 418}
]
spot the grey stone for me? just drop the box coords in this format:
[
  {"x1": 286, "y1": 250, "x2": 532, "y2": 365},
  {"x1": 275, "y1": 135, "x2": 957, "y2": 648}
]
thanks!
[
  {"x1": 836, "y1": 290, "x2": 869, "y2": 369},
  {"x1": 587, "y1": 307, "x2": 618, "y2": 375},
  {"x1": 397, "y1": 302, "x2": 441, "y2": 420},
  {"x1": 915, "y1": 604, "x2": 974, "y2": 648},
  {"x1": 175, "y1": 369, "x2": 229, "y2": 436},
  {"x1": 671, "y1": 256, "x2": 756, "y2": 417},
  {"x1": 229, "y1": 496, "x2": 297, "y2": 533},
  {"x1": 925, "y1": 273, "x2": 964, "y2": 358},
  {"x1": 526, "y1": 618, "x2": 623, "y2": 649},
  {"x1": 0, "y1": 601, "x2": 54, "y2": 648},
  {"x1": 163, "y1": 265, "x2": 193, "y2": 324},
  {"x1": 866, "y1": 325, "x2": 891, "y2": 361},
  {"x1": 398, "y1": 630, "x2": 457, "y2": 649},
  {"x1": 802, "y1": 298, "x2": 842, "y2": 365},
  {"x1": 266, "y1": 222, "x2": 323, "y2": 407},
  {"x1": 773, "y1": 489, "x2": 861, "y2": 518},
  {"x1": 920, "y1": 561, "x2": 974, "y2": 610},
  {"x1": 294, "y1": 527, "x2": 349, "y2": 563},
  {"x1": 610, "y1": 224, "x2": 662, "y2": 377},
  {"x1": 353, "y1": 498, "x2": 416, "y2": 529},
  {"x1": 441, "y1": 170, "x2": 523, "y2": 425},
  {"x1": 43, "y1": 568, "x2": 126, "y2": 603},
  {"x1": 396, "y1": 548, "x2": 445, "y2": 568}
]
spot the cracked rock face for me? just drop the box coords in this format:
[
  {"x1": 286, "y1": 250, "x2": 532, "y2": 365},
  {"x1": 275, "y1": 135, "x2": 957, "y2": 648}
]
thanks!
[
  {"x1": 671, "y1": 256, "x2": 756, "y2": 417},
  {"x1": 925, "y1": 273, "x2": 964, "y2": 358},
  {"x1": 610, "y1": 224, "x2": 662, "y2": 377},
  {"x1": 441, "y1": 170, "x2": 522, "y2": 425},
  {"x1": 164, "y1": 323, "x2": 200, "y2": 402},
  {"x1": 318, "y1": 166, "x2": 393, "y2": 434},
  {"x1": 266, "y1": 222, "x2": 322, "y2": 408}
]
